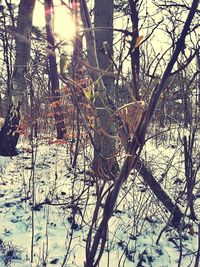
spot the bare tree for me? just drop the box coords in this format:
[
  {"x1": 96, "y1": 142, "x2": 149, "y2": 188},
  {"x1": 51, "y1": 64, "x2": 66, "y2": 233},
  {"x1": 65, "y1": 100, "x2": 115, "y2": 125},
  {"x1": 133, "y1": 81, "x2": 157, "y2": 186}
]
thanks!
[
  {"x1": 0, "y1": 0, "x2": 35, "y2": 156},
  {"x1": 80, "y1": 0, "x2": 199, "y2": 265},
  {"x1": 128, "y1": 0, "x2": 140, "y2": 100},
  {"x1": 93, "y1": 0, "x2": 118, "y2": 174},
  {"x1": 44, "y1": 0, "x2": 65, "y2": 139}
]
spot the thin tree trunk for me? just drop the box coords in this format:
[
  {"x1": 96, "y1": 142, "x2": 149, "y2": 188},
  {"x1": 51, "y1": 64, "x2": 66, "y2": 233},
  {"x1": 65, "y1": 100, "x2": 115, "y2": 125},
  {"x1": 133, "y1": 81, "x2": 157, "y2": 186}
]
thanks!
[
  {"x1": 183, "y1": 135, "x2": 197, "y2": 220},
  {"x1": 71, "y1": 0, "x2": 83, "y2": 168},
  {"x1": 129, "y1": 0, "x2": 140, "y2": 100},
  {"x1": 44, "y1": 0, "x2": 65, "y2": 139},
  {"x1": 135, "y1": 158, "x2": 183, "y2": 227},
  {"x1": 1, "y1": 6, "x2": 13, "y2": 99}
]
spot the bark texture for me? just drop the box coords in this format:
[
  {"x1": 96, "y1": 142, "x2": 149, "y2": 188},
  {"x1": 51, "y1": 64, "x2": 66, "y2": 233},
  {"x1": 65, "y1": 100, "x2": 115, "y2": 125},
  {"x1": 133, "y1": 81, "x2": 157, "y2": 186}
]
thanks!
[
  {"x1": 0, "y1": 0, "x2": 35, "y2": 156},
  {"x1": 80, "y1": 0, "x2": 117, "y2": 175},
  {"x1": 93, "y1": 0, "x2": 117, "y2": 174}
]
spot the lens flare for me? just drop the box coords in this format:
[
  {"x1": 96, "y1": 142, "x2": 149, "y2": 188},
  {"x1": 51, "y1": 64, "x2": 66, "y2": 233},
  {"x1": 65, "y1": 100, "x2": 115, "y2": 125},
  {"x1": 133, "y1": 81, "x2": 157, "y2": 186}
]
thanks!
[{"x1": 54, "y1": 7, "x2": 76, "y2": 40}]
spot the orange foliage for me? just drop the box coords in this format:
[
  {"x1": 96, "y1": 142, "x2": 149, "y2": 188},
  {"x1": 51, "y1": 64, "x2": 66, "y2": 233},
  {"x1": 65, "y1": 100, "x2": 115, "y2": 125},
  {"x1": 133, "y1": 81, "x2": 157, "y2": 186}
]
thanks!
[
  {"x1": 48, "y1": 139, "x2": 67, "y2": 145},
  {"x1": 17, "y1": 120, "x2": 29, "y2": 137}
]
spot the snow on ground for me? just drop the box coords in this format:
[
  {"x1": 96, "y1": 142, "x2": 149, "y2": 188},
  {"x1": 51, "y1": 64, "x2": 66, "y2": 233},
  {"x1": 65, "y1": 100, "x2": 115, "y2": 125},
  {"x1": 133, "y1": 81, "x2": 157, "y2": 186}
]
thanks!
[{"x1": 0, "y1": 132, "x2": 199, "y2": 266}]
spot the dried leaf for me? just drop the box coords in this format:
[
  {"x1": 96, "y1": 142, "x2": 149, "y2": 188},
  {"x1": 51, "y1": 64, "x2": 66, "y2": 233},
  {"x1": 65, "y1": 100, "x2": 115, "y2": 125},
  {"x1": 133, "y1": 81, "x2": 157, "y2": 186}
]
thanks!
[
  {"x1": 134, "y1": 36, "x2": 143, "y2": 48},
  {"x1": 82, "y1": 87, "x2": 93, "y2": 101}
]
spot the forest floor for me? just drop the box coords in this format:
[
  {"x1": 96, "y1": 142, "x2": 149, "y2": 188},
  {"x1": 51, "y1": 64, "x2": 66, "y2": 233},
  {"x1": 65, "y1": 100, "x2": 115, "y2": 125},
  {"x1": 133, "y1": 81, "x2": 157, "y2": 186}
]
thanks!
[{"x1": 0, "y1": 129, "x2": 199, "y2": 267}]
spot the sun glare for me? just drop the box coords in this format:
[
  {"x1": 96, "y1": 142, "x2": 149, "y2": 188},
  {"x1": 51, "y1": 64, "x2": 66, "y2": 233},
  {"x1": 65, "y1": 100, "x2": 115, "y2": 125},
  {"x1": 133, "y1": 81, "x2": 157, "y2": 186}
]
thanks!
[{"x1": 54, "y1": 7, "x2": 76, "y2": 41}]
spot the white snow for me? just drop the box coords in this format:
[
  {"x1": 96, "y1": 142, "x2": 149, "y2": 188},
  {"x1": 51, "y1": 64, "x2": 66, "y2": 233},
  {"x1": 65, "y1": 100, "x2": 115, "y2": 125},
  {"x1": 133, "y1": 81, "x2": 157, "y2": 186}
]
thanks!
[{"x1": 0, "y1": 132, "x2": 199, "y2": 266}]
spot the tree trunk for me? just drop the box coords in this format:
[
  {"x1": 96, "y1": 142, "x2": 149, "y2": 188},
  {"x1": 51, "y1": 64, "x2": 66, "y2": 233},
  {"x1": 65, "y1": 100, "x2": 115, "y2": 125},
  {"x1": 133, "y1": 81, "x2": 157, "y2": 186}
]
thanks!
[
  {"x1": 135, "y1": 159, "x2": 183, "y2": 227},
  {"x1": 44, "y1": 0, "x2": 65, "y2": 139},
  {"x1": 183, "y1": 135, "x2": 197, "y2": 220},
  {"x1": 0, "y1": 0, "x2": 35, "y2": 156},
  {"x1": 93, "y1": 0, "x2": 118, "y2": 174},
  {"x1": 71, "y1": 0, "x2": 83, "y2": 168},
  {"x1": 94, "y1": 0, "x2": 114, "y2": 98},
  {"x1": 1, "y1": 6, "x2": 13, "y2": 98},
  {"x1": 129, "y1": 0, "x2": 140, "y2": 100}
]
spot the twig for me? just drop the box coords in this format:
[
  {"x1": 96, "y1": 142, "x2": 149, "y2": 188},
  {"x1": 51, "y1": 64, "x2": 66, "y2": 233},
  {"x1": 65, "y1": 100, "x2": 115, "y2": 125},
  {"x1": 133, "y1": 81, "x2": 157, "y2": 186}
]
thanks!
[{"x1": 194, "y1": 223, "x2": 200, "y2": 267}]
